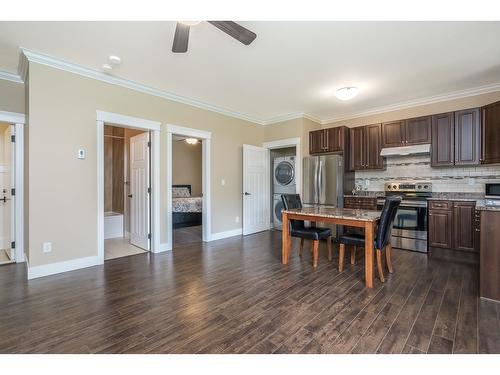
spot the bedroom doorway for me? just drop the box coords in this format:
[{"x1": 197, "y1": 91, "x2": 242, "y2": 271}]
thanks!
[
  {"x1": 172, "y1": 135, "x2": 203, "y2": 247},
  {"x1": 166, "y1": 125, "x2": 211, "y2": 251},
  {"x1": 103, "y1": 124, "x2": 151, "y2": 260}
]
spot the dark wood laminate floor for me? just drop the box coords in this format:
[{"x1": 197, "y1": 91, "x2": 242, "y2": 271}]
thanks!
[
  {"x1": 1, "y1": 230, "x2": 499, "y2": 354},
  {"x1": 173, "y1": 225, "x2": 202, "y2": 247}
]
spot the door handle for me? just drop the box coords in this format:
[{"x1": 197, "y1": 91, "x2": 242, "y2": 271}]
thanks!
[
  {"x1": 244, "y1": 192, "x2": 251, "y2": 196},
  {"x1": 0, "y1": 196, "x2": 10, "y2": 203},
  {"x1": 128, "y1": 194, "x2": 133, "y2": 198}
]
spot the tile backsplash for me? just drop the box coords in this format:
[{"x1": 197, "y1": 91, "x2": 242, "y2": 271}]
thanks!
[{"x1": 355, "y1": 155, "x2": 500, "y2": 193}]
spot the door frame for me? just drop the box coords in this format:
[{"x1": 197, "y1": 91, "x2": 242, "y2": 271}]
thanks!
[
  {"x1": 0, "y1": 111, "x2": 25, "y2": 263},
  {"x1": 96, "y1": 110, "x2": 161, "y2": 263},
  {"x1": 262, "y1": 137, "x2": 301, "y2": 227},
  {"x1": 166, "y1": 124, "x2": 211, "y2": 251}
]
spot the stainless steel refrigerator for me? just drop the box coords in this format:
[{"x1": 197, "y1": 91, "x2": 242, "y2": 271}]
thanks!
[{"x1": 303, "y1": 155, "x2": 354, "y2": 207}]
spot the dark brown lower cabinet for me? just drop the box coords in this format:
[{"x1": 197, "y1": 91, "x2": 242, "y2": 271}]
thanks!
[
  {"x1": 480, "y1": 210, "x2": 500, "y2": 301},
  {"x1": 428, "y1": 200, "x2": 478, "y2": 263}
]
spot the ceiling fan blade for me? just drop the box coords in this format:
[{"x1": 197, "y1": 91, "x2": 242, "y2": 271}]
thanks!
[
  {"x1": 207, "y1": 21, "x2": 256, "y2": 45},
  {"x1": 172, "y1": 22, "x2": 190, "y2": 53}
]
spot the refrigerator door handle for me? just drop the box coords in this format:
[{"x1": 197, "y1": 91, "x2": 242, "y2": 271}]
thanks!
[
  {"x1": 314, "y1": 161, "x2": 319, "y2": 204},
  {"x1": 318, "y1": 160, "x2": 323, "y2": 204}
]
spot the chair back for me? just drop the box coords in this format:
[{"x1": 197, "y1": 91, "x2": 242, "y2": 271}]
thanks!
[
  {"x1": 375, "y1": 196, "x2": 401, "y2": 249},
  {"x1": 281, "y1": 194, "x2": 305, "y2": 230}
]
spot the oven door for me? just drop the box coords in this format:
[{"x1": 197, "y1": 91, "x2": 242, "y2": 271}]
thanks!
[{"x1": 377, "y1": 200, "x2": 428, "y2": 252}]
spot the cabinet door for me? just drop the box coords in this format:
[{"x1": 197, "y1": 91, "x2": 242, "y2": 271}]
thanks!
[
  {"x1": 349, "y1": 126, "x2": 365, "y2": 170},
  {"x1": 481, "y1": 101, "x2": 500, "y2": 164},
  {"x1": 309, "y1": 130, "x2": 324, "y2": 154},
  {"x1": 325, "y1": 127, "x2": 343, "y2": 152},
  {"x1": 382, "y1": 120, "x2": 405, "y2": 148},
  {"x1": 455, "y1": 108, "x2": 480, "y2": 166},
  {"x1": 431, "y1": 112, "x2": 455, "y2": 167},
  {"x1": 405, "y1": 116, "x2": 431, "y2": 145},
  {"x1": 365, "y1": 124, "x2": 384, "y2": 169},
  {"x1": 428, "y1": 209, "x2": 453, "y2": 249},
  {"x1": 453, "y1": 202, "x2": 476, "y2": 252}
]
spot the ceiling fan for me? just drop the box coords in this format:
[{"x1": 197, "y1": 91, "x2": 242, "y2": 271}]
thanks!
[{"x1": 172, "y1": 21, "x2": 257, "y2": 53}]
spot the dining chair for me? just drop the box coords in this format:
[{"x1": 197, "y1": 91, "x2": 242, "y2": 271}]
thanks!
[
  {"x1": 281, "y1": 194, "x2": 333, "y2": 268},
  {"x1": 337, "y1": 196, "x2": 401, "y2": 282}
]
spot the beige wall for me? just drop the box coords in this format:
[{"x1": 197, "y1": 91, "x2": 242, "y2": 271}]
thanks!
[
  {"x1": 0, "y1": 123, "x2": 9, "y2": 163},
  {"x1": 172, "y1": 140, "x2": 202, "y2": 197},
  {"x1": 0, "y1": 79, "x2": 25, "y2": 113},
  {"x1": 27, "y1": 62, "x2": 263, "y2": 267},
  {"x1": 322, "y1": 91, "x2": 500, "y2": 128}
]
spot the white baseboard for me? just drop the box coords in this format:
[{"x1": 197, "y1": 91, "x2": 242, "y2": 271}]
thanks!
[
  {"x1": 27, "y1": 255, "x2": 101, "y2": 280},
  {"x1": 209, "y1": 228, "x2": 243, "y2": 241},
  {"x1": 155, "y1": 243, "x2": 172, "y2": 253}
]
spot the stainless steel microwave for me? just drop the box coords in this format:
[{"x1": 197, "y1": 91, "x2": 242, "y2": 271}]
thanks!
[{"x1": 485, "y1": 183, "x2": 500, "y2": 198}]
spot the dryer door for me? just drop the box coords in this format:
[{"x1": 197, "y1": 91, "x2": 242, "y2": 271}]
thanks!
[{"x1": 274, "y1": 161, "x2": 295, "y2": 186}]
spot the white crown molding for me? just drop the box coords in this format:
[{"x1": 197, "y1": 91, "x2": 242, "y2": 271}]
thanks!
[
  {"x1": 320, "y1": 82, "x2": 500, "y2": 125},
  {"x1": 20, "y1": 48, "x2": 266, "y2": 125},
  {"x1": 17, "y1": 51, "x2": 29, "y2": 82},
  {"x1": 0, "y1": 69, "x2": 23, "y2": 84},
  {"x1": 0, "y1": 111, "x2": 26, "y2": 124}
]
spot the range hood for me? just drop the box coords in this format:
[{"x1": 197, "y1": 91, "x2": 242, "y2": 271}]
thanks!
[{"x1": 380, "y1": 144, "x2": 430, "y2": 157}]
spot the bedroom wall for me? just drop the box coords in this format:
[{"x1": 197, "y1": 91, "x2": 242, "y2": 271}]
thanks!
[
  {"x1": 26, "y1": 62, "x2": 264, "y2": 268},
  {"x1": 172, "y1": 140, "x2": 202, "y2": 197},
  {"x1": 0, "y1": 79, "x2": 25, "y2": 113}
]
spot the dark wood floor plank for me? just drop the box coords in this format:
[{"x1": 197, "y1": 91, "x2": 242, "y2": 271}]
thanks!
[
  {"x1": 428, "y1": 335, "x2": 453, "y2": 354},
  {"x1": 0, "y1": 230, "x2": 496, "y2": 354}
]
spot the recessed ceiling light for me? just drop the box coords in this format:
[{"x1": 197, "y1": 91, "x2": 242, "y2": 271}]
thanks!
[
  {"x1": 335, "y1": 87, "x2": 359, "y2": 101},
  {"x1": 102, "y1": 63, "x2": 113, "y2": 73},
  {"x1": 179, "y1": 21, "x2": 202, "y2": 26},
  {"x1": 185, "y1": 138, "x2": 199, "y2": 145},
  {"x1": 108, "y1": 55, "x2": 121, "y2": 65}
]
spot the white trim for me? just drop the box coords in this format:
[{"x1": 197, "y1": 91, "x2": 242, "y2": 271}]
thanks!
[
  {"x1": 97, "y1": 113, "x2": 161, "y2": 263},
  {"x1": 320, "y1": 82, "x2": 500, "y2": 124},
  {"x1": 166, "y1": 124, "x2": 212, "y2": 251},
  {"x1": 22, "y1": 48, "x2": 264, "y2": 125},
  {"x1": 157, "y1": 243, "x2": 171, "y2": 253},
  {"x1": 263, "y1": 137, "x2": 302, "y2": 197},
  {"x1": 96, "y1": 110, "x2": 160, "y2": 132},
  {"x1": 27, "y1": 255, "x2": 101, "y2": 280},
  {"x1": 0, "y1": 70, "x2": 23, "y2": 84},
  {"x1": 0, "y1": 111, "x2": 25, "y2": 124},
  {"x1": 209, "y1": 228, "x2": 243, "y2": 241}
]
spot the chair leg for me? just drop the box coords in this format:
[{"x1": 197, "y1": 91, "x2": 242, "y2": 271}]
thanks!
[
  {"x1": 386, "y1": 244, "x2": 393, "y2": 273},
  {"x1": 312, "y1": 240, "x2": 319, "y2": 268},
  {"x1": 339, "y1": 243, "x2": 345, "y2": 272},
  {"x1": 350, "y1": 246, "x2": 356, "y2": 265},
  {"x1": 299, "y1": 238, "x2": 305, "y2": 257},
  {"x1": 376, "y1": 248, "x2": 385, "y2": 283},
  {"x1": 327, "y1": 236, "x2": 332, "y2": 262}
]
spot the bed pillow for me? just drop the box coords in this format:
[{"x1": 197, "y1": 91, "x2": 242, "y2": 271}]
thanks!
[{"x1": 172, "y1": 187, "x2": 191, "y2": 198}]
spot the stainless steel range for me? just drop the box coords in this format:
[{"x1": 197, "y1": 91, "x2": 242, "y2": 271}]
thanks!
[{"x1": 377, "y1": 182, "x2": 432, "y2": 253}]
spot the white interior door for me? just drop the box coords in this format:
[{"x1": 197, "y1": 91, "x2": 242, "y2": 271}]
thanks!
[
  {"x1": 0, "y1": 125, "x2": 14, "y2": 260},
  {"x1": 130, "y1": 132, "x2": 150, "y2": 250},
  {"x1": 243, "y1": 144, "x2": 270, "y2": 235}
]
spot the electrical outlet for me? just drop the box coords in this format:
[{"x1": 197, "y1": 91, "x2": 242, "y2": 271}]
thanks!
[
  {"x1": 468, "y1": 177, "x2": 475, "y2": 186},
  {"x1": 221, "y1": 179, "x2": 226, "y2": 186},
  {"x1": 235, "y1": 216, "x2": 240, "y2": 223},
  {"x1": 42, "y1": 242, "x2": 52, "y2": 253}
]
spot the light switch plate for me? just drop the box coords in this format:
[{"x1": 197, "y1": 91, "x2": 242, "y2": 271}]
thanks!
[
  {"x1": 221, "y1": 179, "x2": 226, "y2": 186},
  {"x1": 43, "y1": 242, "x2": 52, "y2": 253},
  {"x1": 78, "y1": 149, "x2": 86, "y2": 159}
]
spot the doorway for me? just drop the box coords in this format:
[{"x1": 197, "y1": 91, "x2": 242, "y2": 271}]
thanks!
[{"x1": 103, "y1": 124, "x2": 151, "y2": 260}]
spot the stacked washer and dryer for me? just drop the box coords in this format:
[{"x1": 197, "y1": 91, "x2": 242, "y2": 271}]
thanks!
[{"x1": 272, "y1": 156, "x2": 296, "y2": 230}]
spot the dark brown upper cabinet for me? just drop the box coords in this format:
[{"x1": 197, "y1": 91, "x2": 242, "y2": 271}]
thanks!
[
  {"x1": 481, "y1": 100, "x2": 500, "y2": 164},
  {"x1": 309, "y1": 126, "x2": 348, "y2": 155},
  {"x1": 382, "y1": 116, "x2": 431, "y2": 148},
  {"x1": 381, "y1": 120, "x2": 405, "y2": 147},
  {"x1": 405, "y1": 116, "x2": 432, "y2": 145},
  {"x1": 431, "y1": 112, "x2": 455, "y2": 167},
  {"x1": 431, "y1": 108, "x2": 480, "y2": 167},
  {"x1": 454, "y1": 108, "x2": 480, "y2": 166},
  {"x1": 349, "y1": 124, "x2": 384, "y2": 171}
]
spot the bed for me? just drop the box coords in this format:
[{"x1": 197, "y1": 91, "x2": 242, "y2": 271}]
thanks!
[{"x1": 172, "y1": 185, "x2": 202, "y2": 229}]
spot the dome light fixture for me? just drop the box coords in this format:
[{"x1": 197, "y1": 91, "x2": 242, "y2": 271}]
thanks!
[
  {"x1": 335, "y1": 87, "x2": 359, "y2": 101},
  {"x1": 185, "y1": 138, "x2": 199, "y2": 145},
  {"x1": 178, "y1": 21, "x2": 202, "y2": 26}
]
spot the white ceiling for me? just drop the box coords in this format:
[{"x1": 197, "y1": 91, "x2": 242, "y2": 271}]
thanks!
[{"x1": 1, "y1": 21, "x2": 500, "y2": 124}]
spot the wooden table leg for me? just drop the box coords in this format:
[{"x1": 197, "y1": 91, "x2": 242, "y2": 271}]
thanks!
[
  {"x1": 364, "y1": 221, "x2": 375, "y2": 288},
  {"x1": 282, "y1": 211, "x2": 290, "y2": 264}
]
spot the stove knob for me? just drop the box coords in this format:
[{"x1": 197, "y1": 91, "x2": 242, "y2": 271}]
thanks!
[
  {"x1": 417, "y1": 185, "x2": 422, "y2": 189},
  {"x1": 392, "y1": 184, "x2": 398, "y2": 190},
  {"x1": 424, "y1": 185, "x2": 429, "y2": 189}
]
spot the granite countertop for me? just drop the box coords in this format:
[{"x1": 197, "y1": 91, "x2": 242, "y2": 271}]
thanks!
[
  {"x1": 284, "y1": 206, "x2": 381, "y2": 222},
  {"x1": 344, "y1": 192, "x2": 385, "y2": 198}
]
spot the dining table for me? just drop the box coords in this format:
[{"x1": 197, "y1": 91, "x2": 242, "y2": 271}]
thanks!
[{"x1": 281, "y1": 205, "x2": 381, "y2": 288}]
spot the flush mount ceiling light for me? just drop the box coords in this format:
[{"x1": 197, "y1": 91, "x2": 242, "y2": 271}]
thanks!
[
  {"x1": 335, "y1": 87, "x2": 360, "y2": 101},
  {"x1": 185, "y1": 138, "x2": 199, "y2": 145},
  {"x1": 178, "y1": 21, "x2": 202, "y2": 26},
  {"x1": 108, "y1": 55, "x2": 121, "y2": 65}
]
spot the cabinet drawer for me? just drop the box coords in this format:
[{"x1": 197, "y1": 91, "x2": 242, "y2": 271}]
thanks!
[{"x1": 429, "y1": 201, "x2": 452, "y2": 210}]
